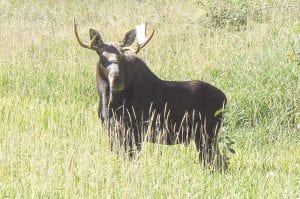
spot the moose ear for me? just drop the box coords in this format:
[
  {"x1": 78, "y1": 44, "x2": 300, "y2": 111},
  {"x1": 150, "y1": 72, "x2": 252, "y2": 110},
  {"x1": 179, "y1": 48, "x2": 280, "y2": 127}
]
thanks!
[
  {"x1": 89, "y1": 28, "x2": 104, "y2": 46},
  {"x1": 121, "y1": 29, "x2": 136, "y2": 47}
]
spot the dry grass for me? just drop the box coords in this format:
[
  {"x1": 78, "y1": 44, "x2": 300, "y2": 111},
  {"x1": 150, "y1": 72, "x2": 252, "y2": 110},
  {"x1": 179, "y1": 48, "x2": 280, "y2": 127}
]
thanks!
[{"x1": 0, "y1": 0, "x2": 299, "y2": 198}]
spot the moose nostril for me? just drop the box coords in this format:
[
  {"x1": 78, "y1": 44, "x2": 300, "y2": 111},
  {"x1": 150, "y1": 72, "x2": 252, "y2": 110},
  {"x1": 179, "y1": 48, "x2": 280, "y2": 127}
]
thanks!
[
  {"x1": 109, "y1": 72, "x2": 119, "y2": 83},
  {"x1": 109, "y1": 72, "x2": 124, "y2": 92},
  {"x1": 110, "y1": 76, "x2": 117, "y2": 85}
]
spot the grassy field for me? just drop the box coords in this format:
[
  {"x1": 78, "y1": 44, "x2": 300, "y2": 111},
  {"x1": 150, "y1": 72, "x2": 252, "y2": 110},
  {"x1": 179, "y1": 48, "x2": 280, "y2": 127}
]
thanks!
[{"x1": 0, "y1": 0, "x2": 299, "y2": 198}]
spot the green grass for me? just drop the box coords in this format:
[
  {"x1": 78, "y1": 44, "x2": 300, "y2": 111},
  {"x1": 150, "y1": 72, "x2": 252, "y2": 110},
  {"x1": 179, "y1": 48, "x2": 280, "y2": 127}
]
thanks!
[{"x1": 0, "y1": 0, "x2": 299, "y2": 198}]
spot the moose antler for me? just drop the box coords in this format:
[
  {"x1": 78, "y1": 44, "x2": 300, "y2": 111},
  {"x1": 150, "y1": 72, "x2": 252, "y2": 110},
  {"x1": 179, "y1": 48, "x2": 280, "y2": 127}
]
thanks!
[
  {"x1": 122, "y1": 23, "x2": 154, "y2": 54},
  {"x1": 73, "y1": 19, "x2": 99, "y2": 51}
]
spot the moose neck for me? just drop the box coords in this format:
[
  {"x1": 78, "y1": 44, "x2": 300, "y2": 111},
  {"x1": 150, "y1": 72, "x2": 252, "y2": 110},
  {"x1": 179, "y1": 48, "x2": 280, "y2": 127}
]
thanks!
[
  {"x1": 123, "y1": 55, "x2": 162, "y2": 87},
  {"x1": 108, "y1": 55, "x2": 162, "y2": 107}
]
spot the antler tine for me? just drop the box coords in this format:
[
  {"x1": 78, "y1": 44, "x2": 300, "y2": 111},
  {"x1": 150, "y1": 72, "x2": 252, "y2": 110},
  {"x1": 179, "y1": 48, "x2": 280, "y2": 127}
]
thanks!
[
  {"x1": 90, "y1": 35, "x2": 98, "y2": 48},
  {"x1": 139, "y1": 29, "x2": 154, "y2": 49},
  {"x1": 121, "y1": 23, "x2": 155, "y2": 54},
  {"x1": 73, "y1": 18, "x2": 99, "y2": 51},
  {"x1": 121, "y1": 45, "x2": 140, "y2": 53},
  {"x1": 134, "y1": 23, "x2": 154, "y2": 54}
]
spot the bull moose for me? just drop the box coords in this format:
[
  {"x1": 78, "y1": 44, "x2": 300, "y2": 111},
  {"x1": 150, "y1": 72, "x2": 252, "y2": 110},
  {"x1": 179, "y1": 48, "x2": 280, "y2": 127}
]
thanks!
[{"x1": 74, "y1": 20, "x2": 227, "y2": 168}]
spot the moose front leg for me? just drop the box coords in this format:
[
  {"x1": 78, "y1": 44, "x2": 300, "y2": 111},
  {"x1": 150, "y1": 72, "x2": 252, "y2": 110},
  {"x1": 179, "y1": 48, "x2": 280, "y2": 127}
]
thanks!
[
  {"x1": 106, "y1": 119, "x2": 124, "y2": 155},
  {"x1": 105, "y1": 120, "x2": 138, "y2": 158},
  {"x1": 124, "y1": 129, "x2": 135, "y2": 159},
  {"x1": 98, "y1": 99, "x2": 104, "y2": 121},
  {"x1": 122, "y1": 124, "x2": 143, "y2": 159},
  {"x1": 96, "y1": 76, "x2": 110, "y2": 121}
]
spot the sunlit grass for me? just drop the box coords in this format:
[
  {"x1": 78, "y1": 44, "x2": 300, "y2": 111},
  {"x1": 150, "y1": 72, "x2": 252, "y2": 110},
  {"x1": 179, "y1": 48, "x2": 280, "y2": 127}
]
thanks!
[{"x1": 0, "y1": 0, "x2": 299, "y2": 198}]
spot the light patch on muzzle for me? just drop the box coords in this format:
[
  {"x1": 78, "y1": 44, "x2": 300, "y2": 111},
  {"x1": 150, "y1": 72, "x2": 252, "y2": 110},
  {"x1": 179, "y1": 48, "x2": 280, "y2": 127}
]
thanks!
[{"x1": 108, "y1": 63, "x2": 125, "y2": 92}]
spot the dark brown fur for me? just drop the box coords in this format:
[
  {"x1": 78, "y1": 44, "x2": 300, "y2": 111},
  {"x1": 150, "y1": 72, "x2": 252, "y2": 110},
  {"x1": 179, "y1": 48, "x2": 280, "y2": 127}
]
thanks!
[
  {"x1": 97, "y1": 55, "x2": 227, "y2": 166},
  {"x1": 75, "y1": 24, "x2": 227, "y2": 167}
]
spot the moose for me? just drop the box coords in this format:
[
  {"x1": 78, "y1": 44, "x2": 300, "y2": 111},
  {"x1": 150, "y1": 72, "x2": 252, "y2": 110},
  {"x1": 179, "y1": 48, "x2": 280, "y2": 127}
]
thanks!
[{"x1": 74, "y1": 20, "x2": 227, "y2": 168}]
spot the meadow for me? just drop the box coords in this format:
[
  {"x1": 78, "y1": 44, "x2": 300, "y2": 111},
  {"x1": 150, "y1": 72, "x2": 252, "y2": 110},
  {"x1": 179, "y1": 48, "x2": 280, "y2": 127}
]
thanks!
[{"x1": 0, "y1": 0, "x2": 299, "y2": 198}]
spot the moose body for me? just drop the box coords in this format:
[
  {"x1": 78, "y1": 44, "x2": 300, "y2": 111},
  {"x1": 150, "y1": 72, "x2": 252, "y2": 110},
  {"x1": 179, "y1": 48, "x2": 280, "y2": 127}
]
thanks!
[{"x1": 74, "y1": 20, "x2": 227, "y2": 167}]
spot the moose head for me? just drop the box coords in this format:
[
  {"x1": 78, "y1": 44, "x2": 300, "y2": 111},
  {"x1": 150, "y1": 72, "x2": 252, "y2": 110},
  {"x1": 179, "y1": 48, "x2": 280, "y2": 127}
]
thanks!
[{"x1": 73, "y1": 19, "x2": 154, "y2": 93}]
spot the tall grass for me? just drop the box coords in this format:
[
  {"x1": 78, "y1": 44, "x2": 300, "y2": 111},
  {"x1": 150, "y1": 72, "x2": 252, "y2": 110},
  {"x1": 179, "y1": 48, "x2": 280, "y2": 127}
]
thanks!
[{"x1": 0, "y1": 0, "x2": 299, "y2": 198}]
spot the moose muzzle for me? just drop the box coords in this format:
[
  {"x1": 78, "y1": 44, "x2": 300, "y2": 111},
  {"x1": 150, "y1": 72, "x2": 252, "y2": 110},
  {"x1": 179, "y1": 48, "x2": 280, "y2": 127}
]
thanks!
[{"x1": 108, "y1": 63, "x2": 125, "y2": 93}]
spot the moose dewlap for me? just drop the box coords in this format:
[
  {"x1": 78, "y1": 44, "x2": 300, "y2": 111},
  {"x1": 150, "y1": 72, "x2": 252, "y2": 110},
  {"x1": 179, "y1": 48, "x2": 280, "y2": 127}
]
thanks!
[{"x1": 74, "y1": 19, "x2": 227, "y2": 168}]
